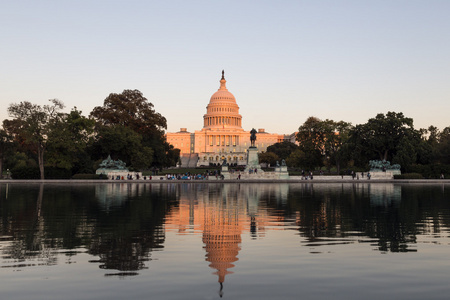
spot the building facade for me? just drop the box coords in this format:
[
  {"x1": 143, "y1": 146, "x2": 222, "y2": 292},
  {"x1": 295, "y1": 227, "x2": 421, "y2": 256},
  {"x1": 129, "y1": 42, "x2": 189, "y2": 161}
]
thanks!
[{"x1": 166, "y1": 72, "x2": 292, "y2": 167}]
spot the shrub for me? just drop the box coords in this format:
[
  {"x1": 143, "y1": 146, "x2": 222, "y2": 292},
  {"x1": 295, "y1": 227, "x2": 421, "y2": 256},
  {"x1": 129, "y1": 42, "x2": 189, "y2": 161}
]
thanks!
[
  {"x1": 409, "y1": 164, "x2": 450, "y2": 179},
  {"x1": 11, "y1": 166, "x2": 72, "y2": 179},
  {"x1": 10, "y1": 166, "x2": 40, "y2": 179},
  {"x1": 45, "y1": 167, "x2": 72, "y2": 179},
  {"x1": 394, "y1": 173, "x2": 424, "y2": 179},
  {"x1": 72, "y1": 174, "x2": 107, "y2": 180}
]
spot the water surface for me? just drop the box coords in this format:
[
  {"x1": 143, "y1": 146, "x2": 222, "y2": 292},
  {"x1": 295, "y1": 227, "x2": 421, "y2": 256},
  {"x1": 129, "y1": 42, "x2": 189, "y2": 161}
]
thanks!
[{"x1": 1, "y1": 182, "x2": 450, "y2": 299}]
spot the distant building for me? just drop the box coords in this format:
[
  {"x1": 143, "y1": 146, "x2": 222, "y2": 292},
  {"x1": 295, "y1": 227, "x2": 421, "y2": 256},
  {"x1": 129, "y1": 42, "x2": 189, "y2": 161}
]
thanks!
[{"x1": 166, "y1": 71, "x2": 295, "y2": 167}]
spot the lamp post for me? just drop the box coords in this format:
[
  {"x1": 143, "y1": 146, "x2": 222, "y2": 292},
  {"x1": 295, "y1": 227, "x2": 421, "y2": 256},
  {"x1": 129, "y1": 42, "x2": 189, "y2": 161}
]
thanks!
[{"x1": 6, "y1": 169, "x2": 10, "y2": 179}]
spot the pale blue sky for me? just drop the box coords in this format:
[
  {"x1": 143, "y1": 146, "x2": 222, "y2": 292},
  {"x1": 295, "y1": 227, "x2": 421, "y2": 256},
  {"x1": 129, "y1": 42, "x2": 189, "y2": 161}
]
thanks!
[{"x1": 1, "y1": 0, "x2": 449, "y2": 134}]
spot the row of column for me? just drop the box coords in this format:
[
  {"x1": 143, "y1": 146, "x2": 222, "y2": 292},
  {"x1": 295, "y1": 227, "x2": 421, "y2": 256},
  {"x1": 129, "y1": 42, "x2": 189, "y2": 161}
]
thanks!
[
  {"x1": 205, "y1": 116, "x2": 241, "y2": 127},
  {"x1": 208, "y1": 135, "x2": 240, "y2": 147}
]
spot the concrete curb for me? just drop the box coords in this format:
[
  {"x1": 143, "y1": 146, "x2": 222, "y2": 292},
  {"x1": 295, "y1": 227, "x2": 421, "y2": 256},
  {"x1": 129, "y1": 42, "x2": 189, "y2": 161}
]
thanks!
[{"x1": 1, "y1": 179, "x2": 450, "y2": 184}]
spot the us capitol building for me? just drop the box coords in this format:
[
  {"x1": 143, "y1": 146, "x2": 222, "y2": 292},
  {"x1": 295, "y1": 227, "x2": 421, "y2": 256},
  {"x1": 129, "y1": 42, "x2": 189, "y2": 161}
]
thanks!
[{"x1": 166, "y1": 71, "x2": 295, "y2": 167}]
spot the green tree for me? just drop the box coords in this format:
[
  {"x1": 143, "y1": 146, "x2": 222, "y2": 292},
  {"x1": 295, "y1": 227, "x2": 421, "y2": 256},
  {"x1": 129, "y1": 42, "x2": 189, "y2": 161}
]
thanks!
[
  {"x1": 3, "y1": 99, "x2": 64, "y2": 179},
  {"x1": 295, "y1": 117, "x2": 326, "y2": 170},
  {"x1": 266, "y1": 141, "x2": 299, "y2": 161},
  {"x1": 90, "y1": 125, "x2": 154, "y2": 170},
  {"x1": 258, "y1": 151, "x2": 280, "y2": 166},
  {"x1": 0, "y1": 129, "x2": 14, "y2": 178},
  {"x1": 321, "y1": 120, "x2": 353, "y2": 174},
  {"x1": 438, "y1": 127, "x2": 450, "y2": 164},
  {"x1": 348, "y1": 112, "x2": 412, "y2": 162},
  {"x1": 45, "y1": 108, "x2": 95, "y2": 173},
  {"x1": 293, "y1": 117, "x2": 352, "y2": 173},
  {"x1": 90, "y1": 90, "x2": 178, "y2": 168},
  {"x1": 286, "y1": 148, "x2": 319, "y2": 170},
  {"x1": 348, "y1": 111, "x2": 421, "y2": 171}
]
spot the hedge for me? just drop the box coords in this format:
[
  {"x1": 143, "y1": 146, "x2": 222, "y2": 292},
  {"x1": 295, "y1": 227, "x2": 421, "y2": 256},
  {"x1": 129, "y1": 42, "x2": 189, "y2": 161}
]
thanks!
[
  {"x1": 394, "y1": 173, "x2": 424, "y2": 179},
  {"x1": 408, "y1": 164, "x2": 450, "y2": 179},
  {"x1": 10, "y1": 166, "x2": 73, "y2": 179},
  {"x1": 72, "y1": 173, "x2": 108, "y2": 180},
  {"x1": 11, "y1": 166, "x2": 40, "y2": 179}
]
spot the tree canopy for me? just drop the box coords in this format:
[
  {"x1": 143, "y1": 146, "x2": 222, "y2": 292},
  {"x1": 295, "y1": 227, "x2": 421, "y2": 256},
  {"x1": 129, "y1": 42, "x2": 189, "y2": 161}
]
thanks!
[
  {"x1": 266, "y1": 141, "x2": 299, "y2": 161},
  {"x1": 45, "y1": 107, "x2": 95, "y2": 172},
  {"x1": 90, "y1": 89, "x2": 167, "y2": 136},
  {"x1": 292, "y1": 116, "x2": 352, "y2": 171},
  {"x1": 4, "y1": 99, "x2": 65, "y2": 179},
  {"x1": 90, "y1": 89, "x2": 178, "y2": 169}
]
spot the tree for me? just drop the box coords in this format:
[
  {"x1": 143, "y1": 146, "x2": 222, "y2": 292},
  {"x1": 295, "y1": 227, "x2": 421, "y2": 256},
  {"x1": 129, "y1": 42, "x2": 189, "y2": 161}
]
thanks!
[
  {"x1": 258, "y1": 151, "x2": 280, "y2": 166},
  {"x1": 322, "y1": 120, "x2": 353, "y2": 174},
  {"x1": 294, "y1": 117, "x2": 354, "y2": 173},
  {"x1": 45, "y1": 107, "x2": 95, "y2": 173},
  {"x1": 4, "y1": 99, "x2": 64, "y2": 179},
  {"x1": 295, "y1": 117, "x2": 328, "y2": 170},
  {"x1": 286, "y1": 148, "x2": 319, "y2": 170},
  {"x1": 438, "y1": 127, "x2": 450, "y2": 164},
  {"x1": 266, "y1": 141, "x2": 299, "y2": 161},
  {"x1": 90, "y1": 90, "x2": 178, "y2": 168},
  {"x1": 349, "y1": 112, "x2": 408, "y2": 162},
  {"x1": 348, "y1": 111, "x2": 421, "y2": 171},
  {"x1": 0, "y1": 129, "x2": 13, "y2": 178},
  {"x1": 90, "y1": 125, "x2": 154, "y2": 170}
]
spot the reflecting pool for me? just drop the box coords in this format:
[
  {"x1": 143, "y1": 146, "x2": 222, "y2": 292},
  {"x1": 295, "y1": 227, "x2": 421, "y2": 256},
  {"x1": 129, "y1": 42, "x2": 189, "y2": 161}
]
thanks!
[{"x1": 1, "y1": 182, "x2": 450, "y2": 299}]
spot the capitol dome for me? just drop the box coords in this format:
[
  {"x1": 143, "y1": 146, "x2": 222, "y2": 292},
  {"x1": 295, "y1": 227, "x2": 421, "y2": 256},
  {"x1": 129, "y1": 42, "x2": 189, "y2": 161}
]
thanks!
[
  {"x1": 209, "y1": 72, "x2": 237, "y2": 104},
  {"x1": 203, "y1": 71, "x2": 242, "y2": 130}
]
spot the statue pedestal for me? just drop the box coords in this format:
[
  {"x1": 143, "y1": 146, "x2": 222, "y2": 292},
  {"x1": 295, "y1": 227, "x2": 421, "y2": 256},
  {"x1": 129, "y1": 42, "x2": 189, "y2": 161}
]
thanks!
[
  {"x1": 221, "y1": 164, "x2": 231, "y2": 179},
  {"x1": 274, "y1": 165, "x2": 289, "y2": 179},
  {"x1": 244, "y1": 147, "x2": 263, "y2": 174},
  {"x1": 279, "y1": 165, "x2": 289, "y2": 179}
]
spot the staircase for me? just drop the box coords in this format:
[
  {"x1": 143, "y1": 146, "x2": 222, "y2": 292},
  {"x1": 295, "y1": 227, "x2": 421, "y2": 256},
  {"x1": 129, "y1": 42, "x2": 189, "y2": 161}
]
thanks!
[{"x1": 180, "y1": 153, "x2": 199, "y2": 168}]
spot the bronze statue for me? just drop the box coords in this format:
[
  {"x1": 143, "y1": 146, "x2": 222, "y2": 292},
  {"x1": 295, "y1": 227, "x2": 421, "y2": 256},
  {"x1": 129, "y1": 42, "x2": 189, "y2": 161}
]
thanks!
[{"x1": 250, "y1": 128, "x2": 257, "y2": 147}]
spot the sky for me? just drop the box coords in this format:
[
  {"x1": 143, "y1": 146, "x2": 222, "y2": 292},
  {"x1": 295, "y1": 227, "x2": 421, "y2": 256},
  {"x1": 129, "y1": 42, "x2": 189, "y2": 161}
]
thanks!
[{"x1": 1, "y1": 0, "x2": 449, "y2": 134}]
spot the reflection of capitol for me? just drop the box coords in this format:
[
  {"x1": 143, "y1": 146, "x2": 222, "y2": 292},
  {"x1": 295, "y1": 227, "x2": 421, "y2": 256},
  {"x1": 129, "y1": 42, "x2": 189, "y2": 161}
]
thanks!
[{"x1": 165, "y1": 184, "x2": 289, "y2": 287}]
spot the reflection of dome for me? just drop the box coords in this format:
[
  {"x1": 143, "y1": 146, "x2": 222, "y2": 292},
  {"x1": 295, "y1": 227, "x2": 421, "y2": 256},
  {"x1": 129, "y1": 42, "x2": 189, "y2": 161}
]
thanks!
[{"x1": 203, "y1": 70, "x2": 243, "y2": 129}]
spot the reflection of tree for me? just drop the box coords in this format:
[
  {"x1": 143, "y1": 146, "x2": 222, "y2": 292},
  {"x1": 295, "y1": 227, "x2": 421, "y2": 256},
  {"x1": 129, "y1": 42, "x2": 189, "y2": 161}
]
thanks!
[
  {"x1": 286, "y1": 183, "x2": 450, "y2": 253},
  {"x1": 85, "y1": 184, "x2": 175, "y2": 272},
  {"x1": 2, "y1": 181, "x2": 450, "y2": 279},
  {"x1": 87, "y1": 191, "x2": 167, "y2": 272},
  {"x1": 0, "y1": 184, "x2": 57, "y2": 266},
  {"x1": 0, "y1": 183, "x2": 176, "y2": 273}
]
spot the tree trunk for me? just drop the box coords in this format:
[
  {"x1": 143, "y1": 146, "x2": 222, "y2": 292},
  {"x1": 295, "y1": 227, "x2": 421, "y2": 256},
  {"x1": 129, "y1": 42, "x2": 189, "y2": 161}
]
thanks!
[
  {"x1": 377, "y1": 151, "x2": 383, "y2": 161},
  {"x1": 336, "y1": 160, "x2": 340, "y2": 175},
  {"x1": 383, "y1": 150, "x2": 388, "y2": 162},
  {"x1": 38, "y1": 145, "x2": 45, "y2": 180},
  {"x1": 0, "y1": 157, "x2": 3, "y2": 179}
]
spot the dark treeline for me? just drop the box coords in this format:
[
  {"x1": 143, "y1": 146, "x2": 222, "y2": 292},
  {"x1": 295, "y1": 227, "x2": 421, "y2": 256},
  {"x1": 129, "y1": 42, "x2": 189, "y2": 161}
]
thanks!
[
  {"x1": 0, "y1": 90, "x2": 180, "y2": 179},
  {"x1": 1, "y1": 91, "x2": 449, "y2": 179},
  {"x1": 260, "y1": 112, "x2": 450, "y2": 178}
]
